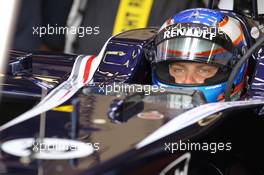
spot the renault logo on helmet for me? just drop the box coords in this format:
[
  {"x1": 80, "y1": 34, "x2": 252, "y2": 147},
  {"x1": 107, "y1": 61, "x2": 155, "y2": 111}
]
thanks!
[{"x1": 163, "y1": 24, "x2": 216, "y2": 41}]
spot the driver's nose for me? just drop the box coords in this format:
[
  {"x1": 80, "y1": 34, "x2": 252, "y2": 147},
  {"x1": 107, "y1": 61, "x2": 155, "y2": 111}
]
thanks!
[{"x1": 182, "y1": 72, "x2": 198, "y2": 84}]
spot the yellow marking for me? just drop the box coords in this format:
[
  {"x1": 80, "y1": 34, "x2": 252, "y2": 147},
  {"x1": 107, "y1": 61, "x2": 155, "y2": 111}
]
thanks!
[
  {"x1": 35, "y1": 76, "x2": 59, "y2": 83},
  {"x1": 93, "y1": 119, "x2": 107, "y2": 124},
  {"x1": 52, "y1": 105, "x2": 73, "y2": 112},
  {"x1": 112, "y1": 0, "x2": 153, "y2": 35}
]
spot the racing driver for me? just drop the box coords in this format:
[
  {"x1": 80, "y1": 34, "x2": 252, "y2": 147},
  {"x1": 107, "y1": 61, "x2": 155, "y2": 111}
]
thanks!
[{"x1": 151, "y1": 8, "x2": 249, "y2": 102}]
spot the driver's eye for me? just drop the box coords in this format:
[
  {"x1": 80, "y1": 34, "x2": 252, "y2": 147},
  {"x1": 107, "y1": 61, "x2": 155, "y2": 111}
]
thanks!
[
  {"x1": 173, "y1": 67, "x2": 184, "y2": 74},
  {"x1": 197, "y1": 68, "x2": 215, "y2": 78},
  {"x1": 199, "y1": 69, "x2": 209, "y2": 74}
]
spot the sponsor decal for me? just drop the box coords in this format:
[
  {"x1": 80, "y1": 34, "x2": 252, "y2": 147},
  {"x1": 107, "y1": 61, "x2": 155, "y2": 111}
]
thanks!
[
  {"x1": 159, "y1": 152, "x2": 191, "y2": 175},
  {"x1": 251, "y1": 26, "x2": 260, "y2": 39},
  {"x1": 137, "y1": 110, "x2": 164, "y2": 120},
  {"x1": 250, "y1": 24, "x2": 264, "y2": 39}
]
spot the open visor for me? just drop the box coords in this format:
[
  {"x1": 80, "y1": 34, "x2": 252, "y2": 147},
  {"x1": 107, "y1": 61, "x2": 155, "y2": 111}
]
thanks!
[{"x1": 153, "y1": 37, "x2": 234, "y2": 86}]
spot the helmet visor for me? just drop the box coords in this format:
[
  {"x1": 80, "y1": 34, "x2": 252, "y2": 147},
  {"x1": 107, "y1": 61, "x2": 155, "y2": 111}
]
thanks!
[
  {"x1": 153, "y1": 37, "x2": 234, "y2": 86},
  {"x1": 155, "y1": 37, "x2": 234, "y2": 67}
]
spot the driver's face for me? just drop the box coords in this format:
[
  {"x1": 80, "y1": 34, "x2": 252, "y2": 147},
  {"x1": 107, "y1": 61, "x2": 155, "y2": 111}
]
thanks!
[{"x1": 169, "y1": 62, "x2": 218, "y2": 84}]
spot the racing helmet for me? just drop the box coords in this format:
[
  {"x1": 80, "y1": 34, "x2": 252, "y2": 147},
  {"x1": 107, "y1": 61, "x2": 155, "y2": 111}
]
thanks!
[{"x1": 151, "y1": 8, "x2": 248, "y2": 102}]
